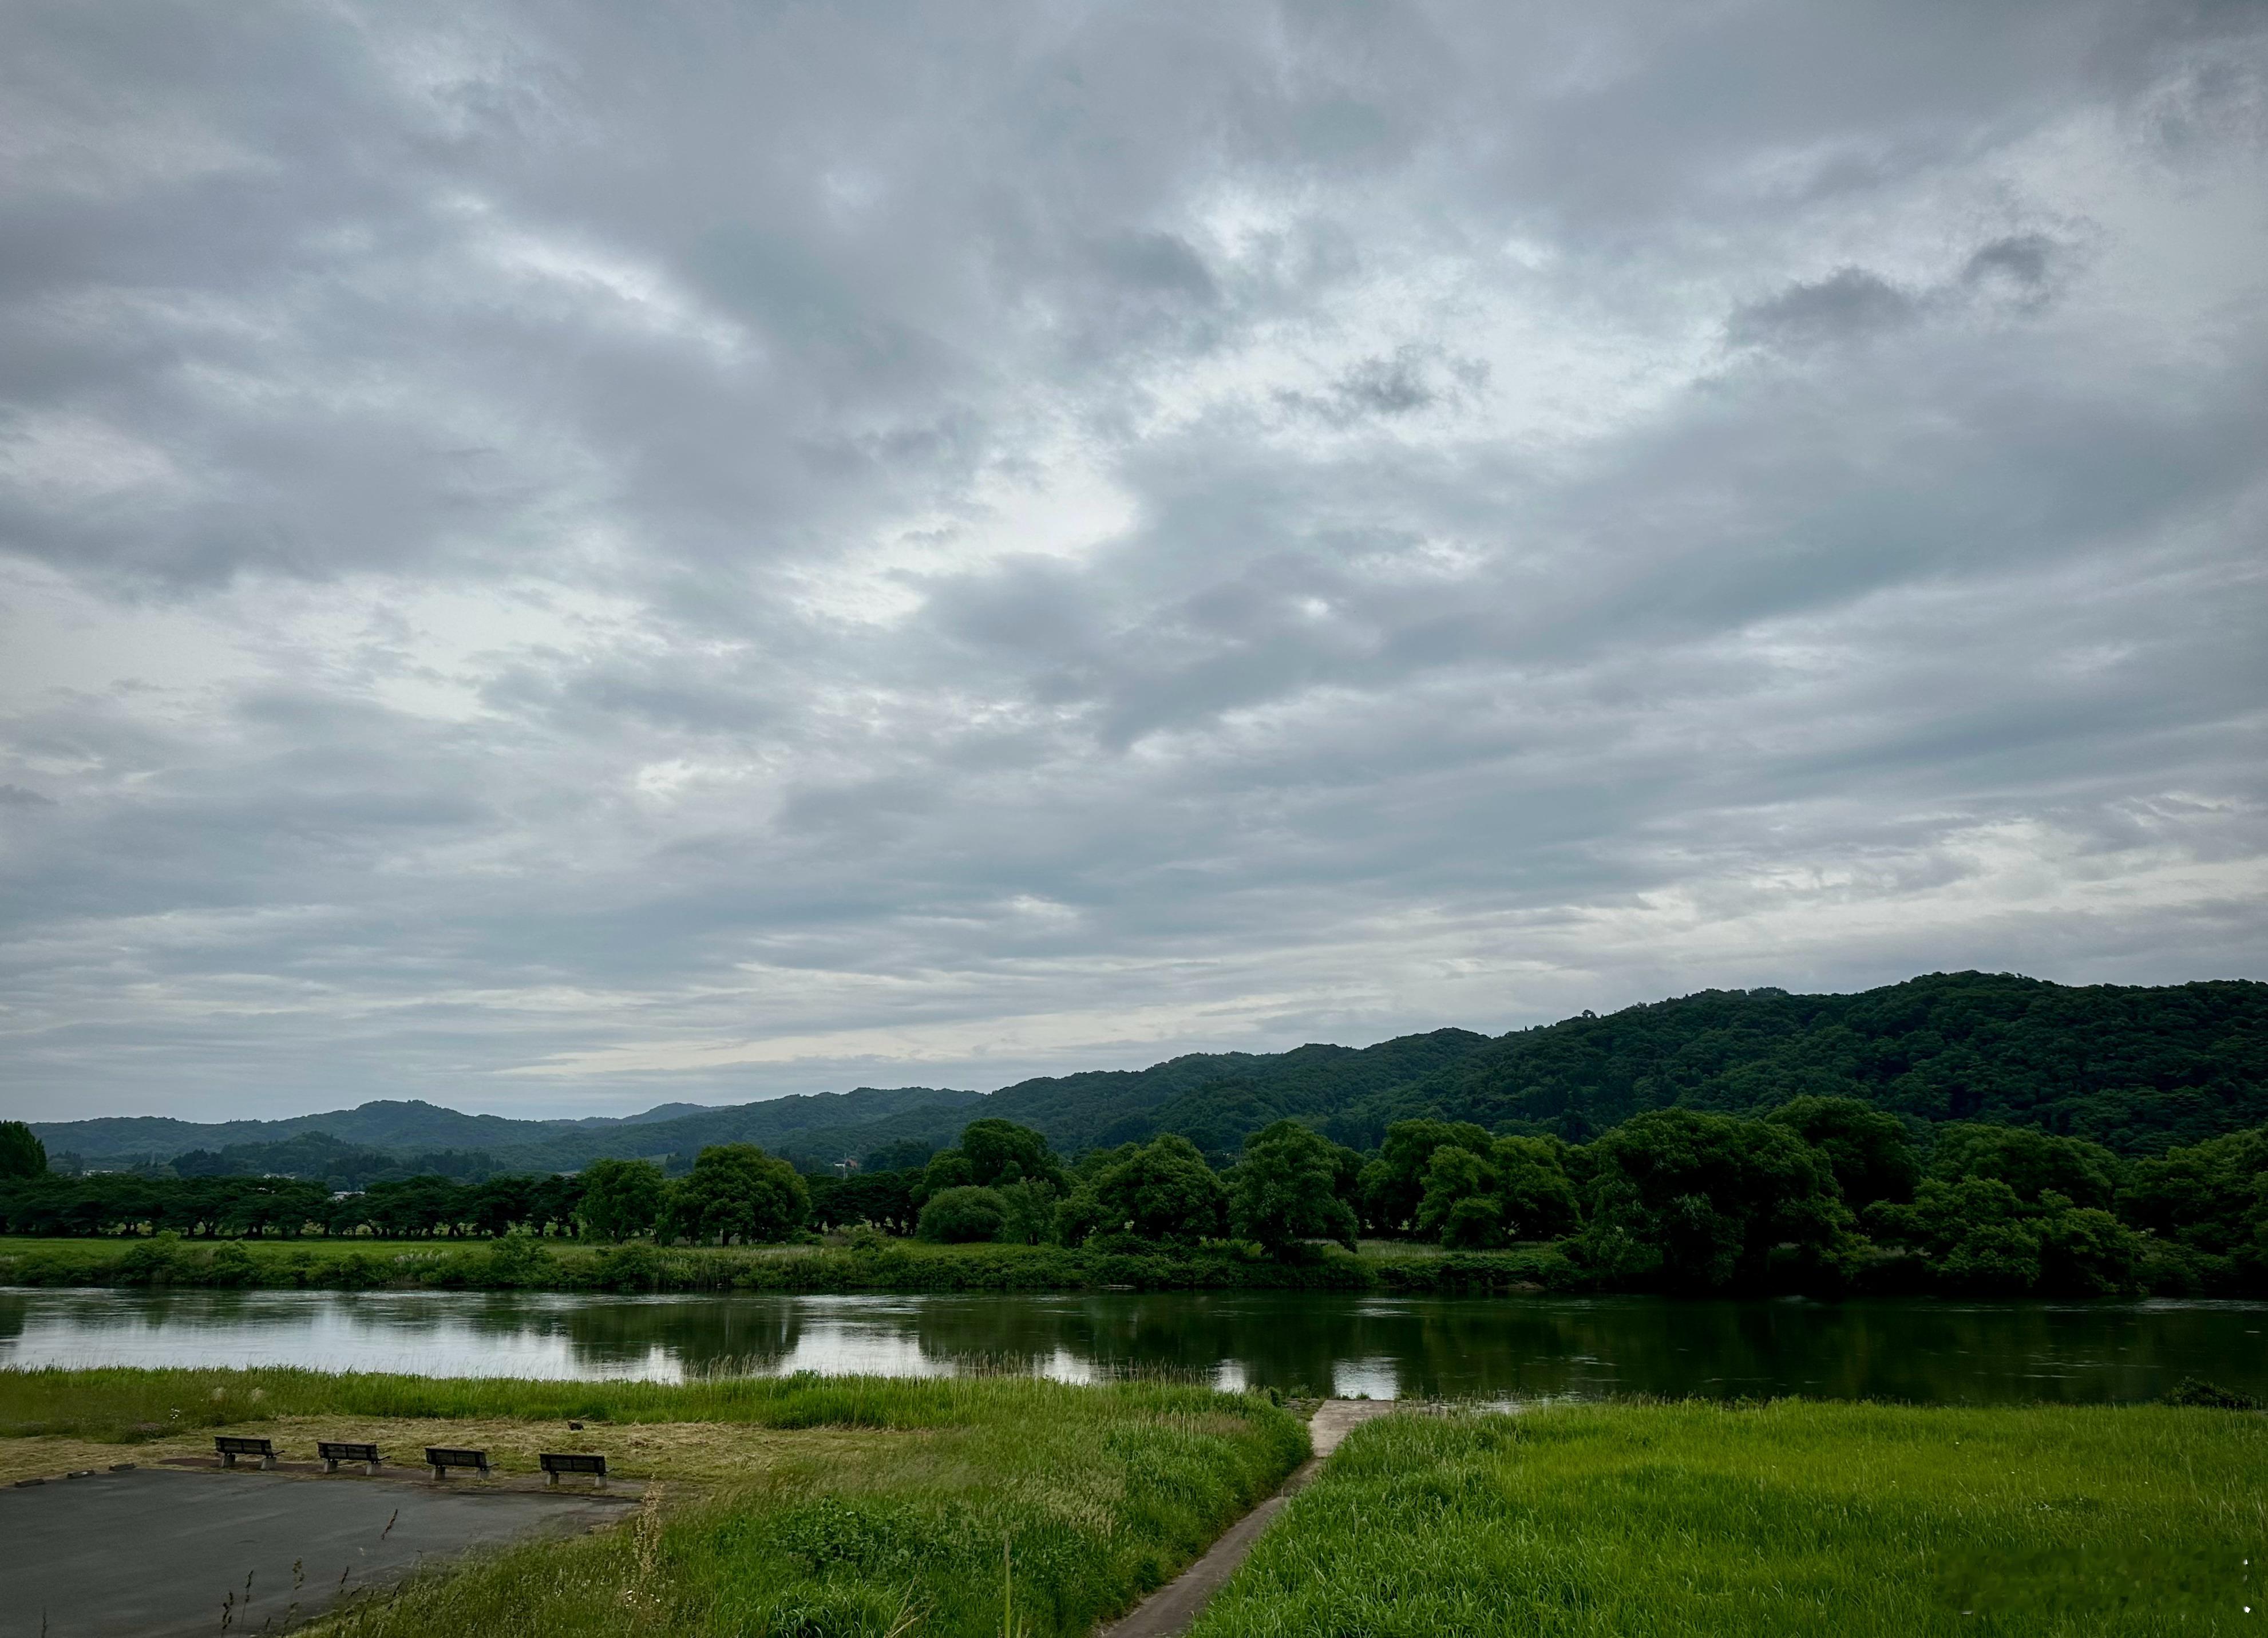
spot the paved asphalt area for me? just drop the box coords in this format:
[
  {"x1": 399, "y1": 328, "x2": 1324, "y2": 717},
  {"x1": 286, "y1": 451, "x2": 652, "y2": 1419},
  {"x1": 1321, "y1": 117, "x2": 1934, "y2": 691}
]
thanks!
[{"x1": 0, "y1": 1466, "x2": 632, "y2": 1637}]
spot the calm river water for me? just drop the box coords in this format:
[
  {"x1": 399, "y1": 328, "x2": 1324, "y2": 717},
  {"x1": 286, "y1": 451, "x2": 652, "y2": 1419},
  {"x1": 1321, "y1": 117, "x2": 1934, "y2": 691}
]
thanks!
[{"x1": 5, "y1": 1288, "x2": 2265, "y2": 1403}]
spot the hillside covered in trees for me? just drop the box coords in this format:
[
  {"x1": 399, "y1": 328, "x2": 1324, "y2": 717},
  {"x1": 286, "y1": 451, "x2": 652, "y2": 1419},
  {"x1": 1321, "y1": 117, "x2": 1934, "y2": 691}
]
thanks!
[{"x1": 28, "y1": 973, "x2": 2268, "y2": 1181}]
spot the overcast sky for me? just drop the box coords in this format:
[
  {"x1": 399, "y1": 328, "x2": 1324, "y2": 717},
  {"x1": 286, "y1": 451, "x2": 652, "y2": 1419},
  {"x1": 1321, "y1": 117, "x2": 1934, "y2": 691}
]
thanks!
[{"x1": 2, "y1": 2, "x2": 2264, "y2": 1123}]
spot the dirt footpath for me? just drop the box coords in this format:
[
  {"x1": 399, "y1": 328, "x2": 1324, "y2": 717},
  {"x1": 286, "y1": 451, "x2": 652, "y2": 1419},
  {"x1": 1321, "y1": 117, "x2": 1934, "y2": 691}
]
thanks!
[
  {"x1": 0, "y1": 1465, "x2": 631, "y2": 1638},
  {"x1": 1101, "y1": 1398, "x2": 1395, "y2": 1638}
]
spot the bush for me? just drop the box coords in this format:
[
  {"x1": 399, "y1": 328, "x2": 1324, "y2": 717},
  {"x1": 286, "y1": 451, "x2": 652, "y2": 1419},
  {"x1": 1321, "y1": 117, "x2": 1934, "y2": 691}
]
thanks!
[
  {"x1": 2164, "y1": 1376, "x2": 2259, "y2": 1410},
  {"x1": 916, "y1": 1186, "x2": 1008, "y2": 1243}
]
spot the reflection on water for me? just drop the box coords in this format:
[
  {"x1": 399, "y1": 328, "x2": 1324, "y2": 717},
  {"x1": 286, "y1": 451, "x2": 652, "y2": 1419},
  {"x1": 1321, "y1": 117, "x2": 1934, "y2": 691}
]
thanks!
[{"x1": 1, "y1": 1287, "x2": 2263, "y2": 1403}]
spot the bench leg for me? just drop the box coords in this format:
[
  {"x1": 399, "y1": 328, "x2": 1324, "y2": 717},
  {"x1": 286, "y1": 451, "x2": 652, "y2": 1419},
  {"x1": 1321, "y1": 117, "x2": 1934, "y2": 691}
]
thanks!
[
  {"x1": 545, "y1": 1470, "x2": 559, "y2": 1487},
  {"x1": 431, "y1": 1465, "x2": 445, "y2": 1480},
  {"x1": 260, "y1": 1455, "x2": 276, "y2": 1470},
  {"x1": 324, "y1": 1458, "x2": 339, "y2": 1473},
  {"x1": 365, "y1": 1460, "x2": 381, "y2": 1476},
  {"x1": 220, "y1": 1453, "x2": 235, "y2": 1469}
]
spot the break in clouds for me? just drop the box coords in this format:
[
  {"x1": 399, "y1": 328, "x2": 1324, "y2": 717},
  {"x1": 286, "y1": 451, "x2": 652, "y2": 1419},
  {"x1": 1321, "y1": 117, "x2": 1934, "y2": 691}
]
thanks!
[{"x1": 1, "y1": 2, "x2": 2264, "y2": 1119}]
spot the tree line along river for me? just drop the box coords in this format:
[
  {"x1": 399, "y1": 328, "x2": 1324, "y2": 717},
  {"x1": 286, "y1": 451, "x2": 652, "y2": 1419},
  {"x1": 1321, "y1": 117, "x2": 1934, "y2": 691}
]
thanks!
[{"x1": 4, "y1": 1288, "x2": 2264, "y2": 1402}]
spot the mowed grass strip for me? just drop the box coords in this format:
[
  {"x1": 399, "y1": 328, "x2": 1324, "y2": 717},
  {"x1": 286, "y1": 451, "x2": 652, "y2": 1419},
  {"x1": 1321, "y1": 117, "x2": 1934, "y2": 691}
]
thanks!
[
  {"x1": 1188, "y1": 1402, "x2": 2268, "y2": 1637},
  {"x1": 3, "y1": 1368, "x2": 1307, "y2": 1638}
]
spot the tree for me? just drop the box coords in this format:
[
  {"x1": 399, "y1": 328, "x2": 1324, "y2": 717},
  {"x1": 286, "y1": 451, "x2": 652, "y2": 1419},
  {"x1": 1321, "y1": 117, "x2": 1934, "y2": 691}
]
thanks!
[
  {"x1": 917, "y1": 1186, "x2": 1008, "y2": 1243},
  {"x1": 1930, "y1": 1124, "x2": 2123, "y2": 1210},
  {"x1": 1865, "y1": 1174, "x2": 2142, "y2": 1296},
  {"x1": 1359, "y1": 1120, "x2": 1492, "y2": 1235},
  {"x1": 1411, "y1": 1135, "x2": 1581, "y2": 1249},
  {"x1": 1492, "y1": 1135, "x2": 1581, "y2": 1241},
  {"x1": 470, "y1": 1174, "x2": 539, "y2": 1237},
  {"x1": 662, "y1": 1145, "x2": 809, "y2": 1245},
  {"x1": 915, "y1": 1148, "x2": 975, "y2": 1205},
  {"x1": 996, "y1": 1178, "x2": 1059, "y2": 1245},
  {"x1": 958, "y1": 1119, "x2": 1063, "y2": 1189},
  {"x1": 2121, "y1": 1126, "x2": 2268, "y2": 1289},
  {"x1": 1230, "y1": 1121, "x2": 1359, "y2": 1254},
  {"x1": 1416, "y1": 1145, "x2": 1501, "y2": 1248},
  {"x1": 0, "y1": 1121, "x2": 46, "y2": 1180},
  {"x1": 1077, "y1": 1134, "x2": 1228, "y2": 1245},
  {"x1": 579, "y1": 1158, "x2": 667, "y2": 1241},
  {"x1": 1576, "y1": 1109, "x2": 1851, "y2": 1292},
  {"x1": 809, "y1": 1170, "x2": 920, "y2": 1236},
  {"x1": 1766, "y1": 1095, "x2": 1919, "y2": 1210}
]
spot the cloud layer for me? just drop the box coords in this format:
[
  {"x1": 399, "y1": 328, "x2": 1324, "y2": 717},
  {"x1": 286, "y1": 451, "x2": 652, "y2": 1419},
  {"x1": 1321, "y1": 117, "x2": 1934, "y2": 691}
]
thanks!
[{"x1": 2, "y1": 1, "x2": 2264, "y2": 1119}]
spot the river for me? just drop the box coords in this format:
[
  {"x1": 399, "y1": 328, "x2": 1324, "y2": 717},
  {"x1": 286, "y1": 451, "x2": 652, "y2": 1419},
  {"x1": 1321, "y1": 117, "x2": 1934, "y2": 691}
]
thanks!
[{"x1": 6, "y1": 1288, "x2": 2265, "y2": 1402}]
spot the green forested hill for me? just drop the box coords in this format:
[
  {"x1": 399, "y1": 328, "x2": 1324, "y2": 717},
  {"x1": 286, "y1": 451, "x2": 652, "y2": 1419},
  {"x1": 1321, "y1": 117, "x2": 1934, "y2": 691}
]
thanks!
[
  {"x1": 1361, "y1": 974, "x2": 2268, "y2": 1153},
  {"x1": 28, "y1": 973, "x2": 2268, "y2": 1174}
]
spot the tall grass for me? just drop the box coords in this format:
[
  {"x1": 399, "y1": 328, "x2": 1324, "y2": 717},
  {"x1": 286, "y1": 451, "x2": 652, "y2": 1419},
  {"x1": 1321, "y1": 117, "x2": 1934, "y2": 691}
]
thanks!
[
  {"x1": 0, "y1": 1232, "x2": 1567, "y2": 1295},
  {"x1": 1189, "y1": 1400, "x2": 2268, "y2": 1637},
  {"x1": 0, "y1": 1363, "x2": 1240, "y2": 1441}
]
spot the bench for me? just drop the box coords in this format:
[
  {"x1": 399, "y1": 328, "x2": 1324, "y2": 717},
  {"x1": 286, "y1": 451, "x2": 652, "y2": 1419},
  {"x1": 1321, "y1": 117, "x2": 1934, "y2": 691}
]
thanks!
[
  {"x1": 214, "y1": 1436, "x2": 276, "y2": 1470},
  {"x1": 318, "y1": 1440, "x2": 383, "y2": 1475},
  {"x1": 538, "y1": 1451, "x2": 608, "y2": 1489},
  {"x1": 424, "y1": 1446, "x2": 491, "y2": 1480}
]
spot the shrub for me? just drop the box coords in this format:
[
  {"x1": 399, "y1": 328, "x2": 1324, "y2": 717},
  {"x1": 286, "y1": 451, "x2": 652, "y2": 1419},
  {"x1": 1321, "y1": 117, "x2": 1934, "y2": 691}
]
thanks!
[{"x1": 916, "y1": 1186, "x2": 1008, "y2": 1243}]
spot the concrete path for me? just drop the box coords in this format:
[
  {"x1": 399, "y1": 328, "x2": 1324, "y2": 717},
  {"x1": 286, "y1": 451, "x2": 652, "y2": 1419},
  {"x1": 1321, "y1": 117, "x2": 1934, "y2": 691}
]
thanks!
[
  {"x1": 1100, "y1": 1399, "x2": 1394, "y2": 1638},
  {"x1": 0, "y1": 1465, "x2": 632, "y2": 1637}
]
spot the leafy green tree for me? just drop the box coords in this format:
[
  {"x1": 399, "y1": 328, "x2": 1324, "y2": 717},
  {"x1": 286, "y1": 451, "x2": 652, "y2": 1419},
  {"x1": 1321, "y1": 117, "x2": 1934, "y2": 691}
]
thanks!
[
  {"x1": 662, "y1": 1144, "x2": 809, "y2": 1245},
  {"x1": 2037, "y1": 1202, "x2": 2142, "y2": 1296},
  {"x1": 995, "y1": 1178, "x2": 1060, "y2": 1245},
  {"x1": 1414, "y1": 1136, "x2": 1581, "y2": 1249},
  {"x1": 578, "y1": 1158, "x2": 667, "y2": 1241},
  {"x1": 0, "y1": 1121, "x2": 46, "y2": 1180},
  {"x1": 916, "y1": 1185, "x2": 1008, "y2": 1243},
  {"x1": 1359, "y1": 1119, "x2": 1492, "y2": 1235},
  {"x1": 1230, "y1": 1121, "x2": 1358, "y2": 1254},
  {"x1": 469, "y1": 1174, "x2": 539, "y2": 1237},
  {"x1": 1576, "y1": 1109, "x2": 1851, "y2": 1292},
  {"x1": 1078, "y1": 1134, "x2": 1228, "y2": 1245},
  {"x1": 809, "y1": 1169, "x2": 920, "y2": 1235},
  {"x1": 958, "y1": 1119, "x2": 1063, "y2": 1189},
  {"x1": 1930, "y1": 1124, "x2": 2122, "y2": 1209},
  {"x1": 915, "y1": 1148, "x2": 975, "y2": 1205},
  {"x1": 1493, "y1": 1135, "x2": 1581, "y2": 1240},
  {"x1": 1866, "y1": 1174, "x2": 2141, "y2": 1296},
  {"x1": 1766, "y1": 1095, "x2": 1919, "y2": 1210},
  {"x1": 1416, "y1": 1145, "x2": 1501, "y2": 1248},
  {"x1": 2120, "y1": 1126, "x2": 2268, "y2": 1289}
]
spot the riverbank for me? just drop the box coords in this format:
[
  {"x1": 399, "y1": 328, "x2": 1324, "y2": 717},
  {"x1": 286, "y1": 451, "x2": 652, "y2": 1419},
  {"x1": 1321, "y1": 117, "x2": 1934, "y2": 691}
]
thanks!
[
  {"x1": 0, "y1": 1232, "x2": 1575, "y2": 1296},
  {"x1": 1188, "y1": 1400, "x2": 2268, "y2": 1636},
  {"x1": 0, "y1": 1367, "x2": 1307, "y2": 1637}
]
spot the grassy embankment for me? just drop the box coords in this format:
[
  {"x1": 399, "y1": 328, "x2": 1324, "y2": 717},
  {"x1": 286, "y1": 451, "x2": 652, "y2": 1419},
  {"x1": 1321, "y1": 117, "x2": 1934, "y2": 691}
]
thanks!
[
  {"x1": 0, "y1": 1366, "x2": 1306, "y2": 1637},
  {"x1": 0, "y1": 1232, "x2": 1570, "y2": 1295},
  {"x1": 1191, "y1": 1400, "x2": 2267, "y2": 1636}
]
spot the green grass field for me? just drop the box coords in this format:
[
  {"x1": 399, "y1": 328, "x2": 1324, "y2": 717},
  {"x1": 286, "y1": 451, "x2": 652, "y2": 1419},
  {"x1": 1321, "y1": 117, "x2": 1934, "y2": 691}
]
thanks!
[
  {"x1": 1188, "y1": 1401, "x2": 2267, "y2": 1637},
  {"x1": 1, "y1": 1367, "x2": 1306, "y2": 1637}
]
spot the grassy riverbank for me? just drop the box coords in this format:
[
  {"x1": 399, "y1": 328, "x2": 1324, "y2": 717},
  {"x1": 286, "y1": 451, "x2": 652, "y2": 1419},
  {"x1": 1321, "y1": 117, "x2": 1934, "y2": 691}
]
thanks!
[
  {"x1": 0, "y1": 1232, "x2": 1573, "y2": 1295},
  {"x1": 1, "y1": 1367, "x2": 1307, "y2": 1636},
  {"x1": 1190, "y1": 1400, "x2": 2267, "y2": 1636}
]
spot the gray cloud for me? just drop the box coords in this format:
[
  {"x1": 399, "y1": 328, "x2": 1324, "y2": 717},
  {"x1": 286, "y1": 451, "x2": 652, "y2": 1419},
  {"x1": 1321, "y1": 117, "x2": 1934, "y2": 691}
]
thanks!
[{"x1": 2, "y1": 0, "x2": 2264, "y2": 1119}]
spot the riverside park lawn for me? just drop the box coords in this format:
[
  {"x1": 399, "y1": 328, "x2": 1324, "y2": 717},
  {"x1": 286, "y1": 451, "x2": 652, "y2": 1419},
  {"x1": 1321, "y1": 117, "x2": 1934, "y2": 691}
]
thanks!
[
  {"x1": 0, "y1": 1367, "x2": 1305, "y2": 1637},
  {"x1": 8, "y1": 1370, "x2": 2261, "y2": 1636},
  {"x1": 1188, "y1": 1399, "x2": 2267, "y2": 1637}
]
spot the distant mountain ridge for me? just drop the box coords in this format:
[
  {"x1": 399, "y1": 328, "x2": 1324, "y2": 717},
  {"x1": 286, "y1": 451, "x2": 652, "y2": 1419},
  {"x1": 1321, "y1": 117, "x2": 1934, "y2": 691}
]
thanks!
[{"x1": 27, "y1": 972, "x2": 2268, "y2": 1174}]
